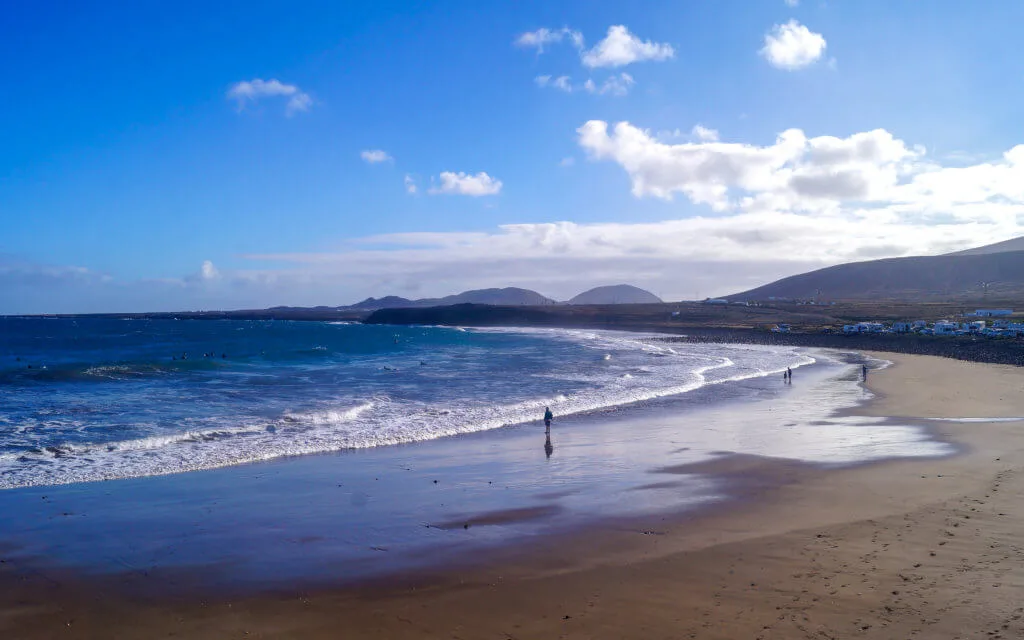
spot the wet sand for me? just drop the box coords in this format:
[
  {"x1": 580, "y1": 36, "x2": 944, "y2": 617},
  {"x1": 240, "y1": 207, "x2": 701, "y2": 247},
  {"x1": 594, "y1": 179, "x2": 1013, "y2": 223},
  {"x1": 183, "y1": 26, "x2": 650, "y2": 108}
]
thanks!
[{"x1": 4, "y1": 352, "x2": 1024, "y2": 638}]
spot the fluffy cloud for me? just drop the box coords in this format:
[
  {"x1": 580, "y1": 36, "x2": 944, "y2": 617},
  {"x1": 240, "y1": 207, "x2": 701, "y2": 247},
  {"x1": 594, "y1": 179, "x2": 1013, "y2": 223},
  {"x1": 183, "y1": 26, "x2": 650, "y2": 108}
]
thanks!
[
  {"x1": 514, "y1": 27, "x2": 583, "y2": 53},
  {"x1": 226, "y1": 79, "x2": 313, "y2": 115},
  {"x1": 577, "y1": 120, "x2": 921, "y2": 210},
  {"x1": 692, "y1": 124, "x2": 719, "y2": 142},
  {"x1": 429, "y1": 172, "x2": 503, "y2": 196},
  {"x1": 201, "y1": 260, "x2": 219, "y2": 280},
  {"x1": 404, "y1": 174, "x2": 418, "y2": 194},
  {"x1": 581, "y1": 25, "x2": 674, "y2": 68},
  {"x1": 760, "y1": 21, "x2": 827, "y2": 70},
  {"x1": 361, "y1": 149, "x2": 393, "y2": 164}
]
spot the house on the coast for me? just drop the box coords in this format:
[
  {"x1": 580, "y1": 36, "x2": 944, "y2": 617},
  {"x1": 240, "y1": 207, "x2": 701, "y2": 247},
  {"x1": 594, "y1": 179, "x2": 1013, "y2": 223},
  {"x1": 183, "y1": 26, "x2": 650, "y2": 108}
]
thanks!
[
  {"x1": 891, "y1": 322, "x2": 913, "y2": 333},
  {"x1": 933, "y1": 321, "x2": 959, "y2": 335},
  {"x1": 843, "y1": 322, "x2": 885, "y2": 334},
  {"x1": 971, "y1": 309, "x2": 1013, "y2": 317}
]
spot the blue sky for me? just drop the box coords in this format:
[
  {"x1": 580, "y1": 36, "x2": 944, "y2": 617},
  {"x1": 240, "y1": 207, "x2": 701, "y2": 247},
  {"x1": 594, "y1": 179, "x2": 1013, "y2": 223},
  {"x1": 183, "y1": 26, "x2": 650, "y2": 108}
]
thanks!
[{"x1": 4, "y1": 1, "x2": 1024, "y2": 313}]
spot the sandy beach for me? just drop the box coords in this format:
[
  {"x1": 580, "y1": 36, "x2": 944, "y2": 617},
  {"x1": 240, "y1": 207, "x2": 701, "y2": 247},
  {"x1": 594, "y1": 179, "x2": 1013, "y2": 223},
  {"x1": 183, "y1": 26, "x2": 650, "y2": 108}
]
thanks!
[{"x1": 4, "y1": 351, "x2": 1024, "y2": 638}]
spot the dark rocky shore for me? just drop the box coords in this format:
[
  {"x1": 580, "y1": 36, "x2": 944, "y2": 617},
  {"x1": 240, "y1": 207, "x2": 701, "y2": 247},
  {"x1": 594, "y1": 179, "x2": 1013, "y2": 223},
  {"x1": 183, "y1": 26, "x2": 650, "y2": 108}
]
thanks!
[
  {"x1": 656, "y1": 329, "x2": 1024, "y2": 368},
  {"x1": 364, "y1": 304, "x2": 1024, "y2": 367}
]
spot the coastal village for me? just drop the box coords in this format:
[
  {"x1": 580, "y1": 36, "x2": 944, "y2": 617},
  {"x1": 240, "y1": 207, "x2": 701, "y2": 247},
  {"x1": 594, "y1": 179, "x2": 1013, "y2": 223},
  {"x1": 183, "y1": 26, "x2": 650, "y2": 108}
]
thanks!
[
  {"x1": 699, "y1": 299, "x2": 1024, "y2": 339},
  {"x1": 834, "y1": 309, "x2": 1023, "y2": 338},
  {"x1": 769, "y1": 310, "x2": 1024, "y2": 338}
]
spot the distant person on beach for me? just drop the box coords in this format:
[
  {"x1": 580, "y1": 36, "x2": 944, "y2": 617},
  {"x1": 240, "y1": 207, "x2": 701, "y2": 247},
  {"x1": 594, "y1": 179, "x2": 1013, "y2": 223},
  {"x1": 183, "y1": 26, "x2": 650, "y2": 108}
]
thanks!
[
  {"x1": 862, "y1": 364, "x2": 868, "y2": 381},
  {"x1": 787, "y1": 367, "x2": 792, "y2": 380},
  {"x1": 543, "y1": 407, "x2": 553, "y2": 433}
]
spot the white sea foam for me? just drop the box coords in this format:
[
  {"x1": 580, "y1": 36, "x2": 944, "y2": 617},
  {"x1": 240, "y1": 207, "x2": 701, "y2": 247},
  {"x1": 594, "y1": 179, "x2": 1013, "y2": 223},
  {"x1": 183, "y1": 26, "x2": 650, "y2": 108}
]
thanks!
[
  {"x1": 927, "y1": 417, "x2": 1024, "y2": 423},
  {"x1": 0, "y1": 329, "x2": 814, "y2": 489}
]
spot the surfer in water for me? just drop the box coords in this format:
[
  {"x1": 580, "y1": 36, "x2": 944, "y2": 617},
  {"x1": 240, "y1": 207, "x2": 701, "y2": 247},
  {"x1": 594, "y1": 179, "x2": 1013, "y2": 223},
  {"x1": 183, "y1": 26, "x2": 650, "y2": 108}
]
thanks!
[{"x1": 543, "y1": 407, "x2": 553, "y2": 433}]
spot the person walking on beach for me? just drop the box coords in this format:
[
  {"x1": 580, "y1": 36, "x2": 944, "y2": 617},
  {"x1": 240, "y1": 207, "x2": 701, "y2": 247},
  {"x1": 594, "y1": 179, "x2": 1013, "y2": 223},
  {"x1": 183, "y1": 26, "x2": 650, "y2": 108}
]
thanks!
[
  {"x1": 862, "y1": 364, "x2": 868, "y2": 381},
  {"x1": 786, "y1": 367, "x2": 792, "y2": 383},
  {"x1": 543, "y1": 407, "x2": 553, "y2": 433}
]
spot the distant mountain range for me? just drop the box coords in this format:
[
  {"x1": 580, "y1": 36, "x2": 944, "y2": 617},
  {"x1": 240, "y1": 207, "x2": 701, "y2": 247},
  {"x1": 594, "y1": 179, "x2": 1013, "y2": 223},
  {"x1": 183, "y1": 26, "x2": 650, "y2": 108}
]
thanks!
[
  {"x1": 730, "y1": 237, "x2": 1024, "y2": 302},
  {"x1": 344, "y1": 285, "x2": 662, "y2": 310},
  {"x1": 345, "y1": 288, "x2": 556, "y2": 310}
]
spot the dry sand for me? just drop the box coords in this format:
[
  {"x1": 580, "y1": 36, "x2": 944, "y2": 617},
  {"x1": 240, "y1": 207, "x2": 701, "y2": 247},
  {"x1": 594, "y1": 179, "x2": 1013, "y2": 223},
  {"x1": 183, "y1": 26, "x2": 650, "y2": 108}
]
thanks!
[{"x1": 4, "y1": 351, "x2": 1024, "y2": 639}]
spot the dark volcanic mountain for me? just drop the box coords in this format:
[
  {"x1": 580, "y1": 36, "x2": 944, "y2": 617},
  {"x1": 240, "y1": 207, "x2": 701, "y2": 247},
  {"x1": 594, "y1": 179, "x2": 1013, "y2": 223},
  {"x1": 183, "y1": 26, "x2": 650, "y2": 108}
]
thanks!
[
  {"x1": 436, "y1": 287, "x2": 556, "y2": 306},
  {"x1": 731, "y1": 239, "x2": 1024, "y2": 302},
  {"x1": 344, "y1": 288, "x2": 556, "y2": 310},
  {"x1": 346, "y1": 296, "x2": 415, "y2": 310},
  {"x1": 948, "y1": 236, "x2": 1024, "y2": 256},
  {"x1": 569, "y1": 285, "x2": 662, "y2": 305}
]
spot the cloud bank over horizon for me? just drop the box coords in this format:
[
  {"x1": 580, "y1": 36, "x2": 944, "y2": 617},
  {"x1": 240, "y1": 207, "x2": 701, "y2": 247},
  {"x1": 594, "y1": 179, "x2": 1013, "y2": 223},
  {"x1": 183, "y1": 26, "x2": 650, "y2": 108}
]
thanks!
[{"x1": 8, "y1": 114, "x2": 1024, "y2": 314}]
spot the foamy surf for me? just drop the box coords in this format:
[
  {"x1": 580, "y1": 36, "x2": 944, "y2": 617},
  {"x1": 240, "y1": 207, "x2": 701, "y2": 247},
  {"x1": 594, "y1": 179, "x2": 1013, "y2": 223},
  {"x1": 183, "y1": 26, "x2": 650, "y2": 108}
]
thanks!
[{"x1": 0, "y1": 322, "x2": 815, "y2": 489}]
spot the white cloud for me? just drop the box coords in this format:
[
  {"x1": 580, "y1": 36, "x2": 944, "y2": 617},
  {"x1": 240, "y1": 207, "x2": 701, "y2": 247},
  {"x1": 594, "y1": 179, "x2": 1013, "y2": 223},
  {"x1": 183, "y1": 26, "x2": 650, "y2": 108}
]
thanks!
[
  {"x1": 429, "y1": 172, "x2": 503, "y2": 196},
  {"x1": 581, "y1": 25, "x2": 674, "y2": 68},
  {"x1": 584, "y1": 72, "x2": 635, "y2": 96},
  {"x1": 201, "y1": 260, "x2": 220, "y2": 280},
  {"x1": 515, "y1": 27, "x2": 584, "y2": 53},
  {"x1": 536, "y1": 75, "x2": 574, "y2": 92},
  {"x1": 404, "y1": 174, "x2": 418, "y2": 194},
  {"x1": 577, "y1": 121, "x2": 927, "y2": 210},
  {"x1": 692, "y1": 124, "x2": 719, "y2": 142},
  {"x1": 760, "y1": 20, "x2": 827, "y2": 70},
  {"x1": 536, "y1": 73, "x2": 633, "y2": 96},
  {"x1": 240, "y1": 206, "x2": 1022, "y2": 304},
  {"x1": 226, "y1": 79, "x2": 313, "y2": 115},
  {"x1": 361, "y1": 149, "x2": 392, "y2": 164}
]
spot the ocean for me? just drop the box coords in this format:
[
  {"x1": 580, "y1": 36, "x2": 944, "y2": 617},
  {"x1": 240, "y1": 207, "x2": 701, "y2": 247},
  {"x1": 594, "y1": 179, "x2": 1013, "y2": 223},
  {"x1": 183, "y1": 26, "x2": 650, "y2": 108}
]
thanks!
[
  {"x1": 0, "y1": 318, "x2": 816, "y2": 490},
  {"x1": 0, "y1": 317, "x2": 957, "y2": 587}
]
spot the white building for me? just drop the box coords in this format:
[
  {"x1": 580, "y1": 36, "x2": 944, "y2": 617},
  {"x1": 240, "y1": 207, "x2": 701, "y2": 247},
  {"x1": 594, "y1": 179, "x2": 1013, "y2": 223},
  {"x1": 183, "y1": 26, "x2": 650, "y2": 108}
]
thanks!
[
  {"x1": 933, "y1": 321, "x2": 959, "y2": 336},
  {"x1": 843, "y1": 322, "x2": 885, "y2": 334},
  {"x1": 973, "y1": 309, "x2": 1013, "y2": 317}
]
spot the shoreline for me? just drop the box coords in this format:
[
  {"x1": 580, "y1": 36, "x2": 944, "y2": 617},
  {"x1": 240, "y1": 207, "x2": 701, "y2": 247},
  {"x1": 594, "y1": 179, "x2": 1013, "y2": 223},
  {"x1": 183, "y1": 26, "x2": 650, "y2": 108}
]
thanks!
[
  {"x1": 4, "y1": 351, "x2": 1024, "y2": 637},
  {"x1": 0, "y1": 347, "x2": 874, "y2": 595}
]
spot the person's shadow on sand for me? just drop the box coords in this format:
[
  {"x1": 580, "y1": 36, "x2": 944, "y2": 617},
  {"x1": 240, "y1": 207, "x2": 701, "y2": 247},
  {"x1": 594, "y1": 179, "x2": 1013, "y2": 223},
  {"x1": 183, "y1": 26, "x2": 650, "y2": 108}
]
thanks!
[{"x1": 544, "y1": 434, "x2": 554, "y2": 459}]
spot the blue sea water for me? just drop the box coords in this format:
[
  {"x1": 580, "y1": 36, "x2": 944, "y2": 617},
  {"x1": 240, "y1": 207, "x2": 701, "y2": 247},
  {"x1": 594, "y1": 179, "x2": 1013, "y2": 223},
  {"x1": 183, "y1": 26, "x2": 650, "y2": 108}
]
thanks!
[{"x1": 0, "y1": 318, "x2": 813, "y2": 489}]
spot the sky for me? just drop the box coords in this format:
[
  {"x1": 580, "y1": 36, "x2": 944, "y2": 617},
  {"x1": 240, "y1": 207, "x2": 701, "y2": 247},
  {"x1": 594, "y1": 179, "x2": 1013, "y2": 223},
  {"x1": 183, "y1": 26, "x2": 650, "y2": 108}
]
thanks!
[{"x1": 4, "y1": 1, "x2": 1024, "y2": 313}]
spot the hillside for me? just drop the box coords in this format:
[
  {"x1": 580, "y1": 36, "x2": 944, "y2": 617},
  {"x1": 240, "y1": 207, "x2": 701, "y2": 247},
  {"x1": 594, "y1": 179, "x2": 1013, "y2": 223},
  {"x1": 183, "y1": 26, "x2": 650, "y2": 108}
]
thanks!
[
  {"x1": 948, "y1": 236, "x2": 1024, "y2": 256},
  {"x1": 731, "y1": 250, "x2": 1024, "y2": 302},
  {"x1": 569, "y1": 285, "x2": 662, "y2": 305},
  {"x1": 343, "y1": 287, "x2": 556, "y2": 310},
  {"x1": 435, "y1": 287, "x2": 556, "y2": 306},
  {"x1": 346, "y1": 296, "x2": 415, "y2": 310}
]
